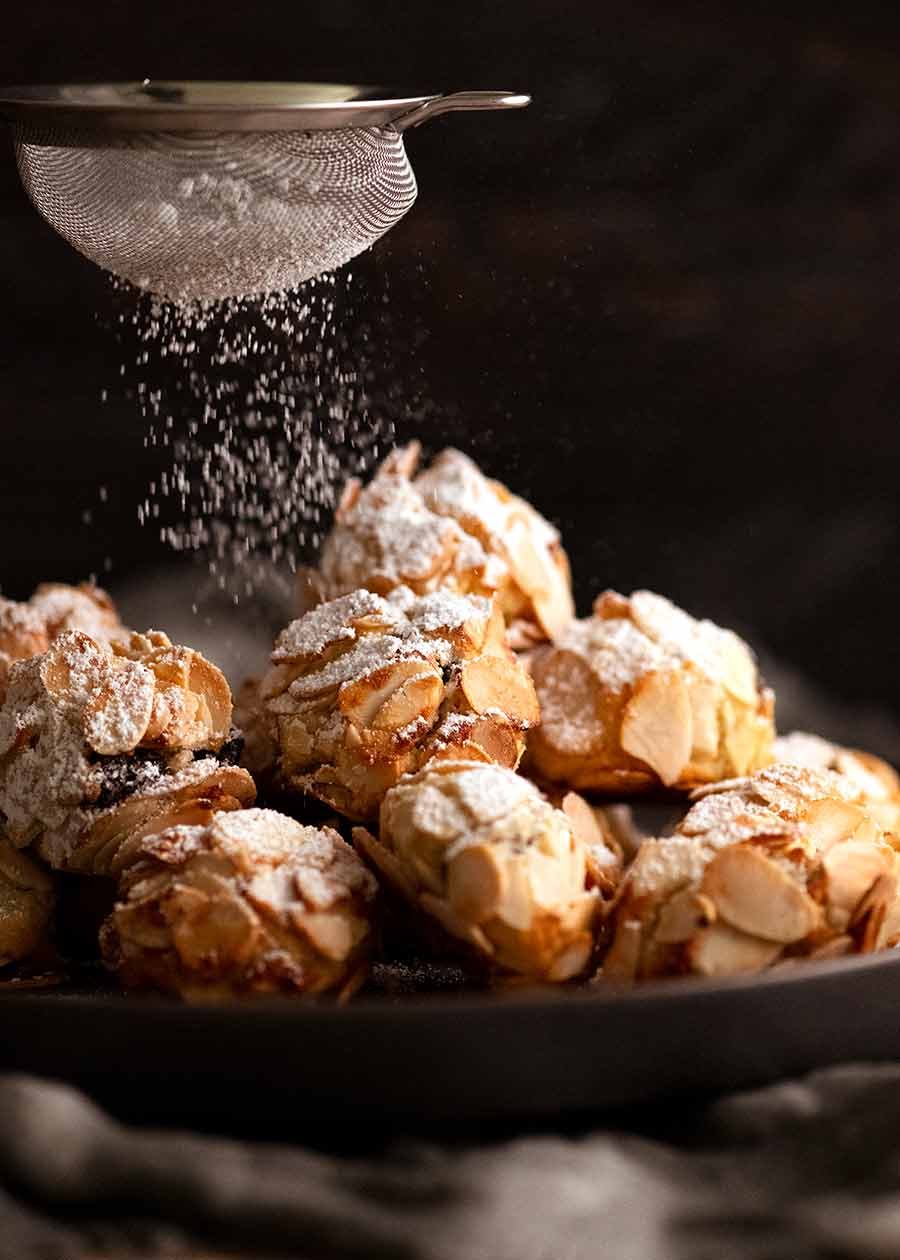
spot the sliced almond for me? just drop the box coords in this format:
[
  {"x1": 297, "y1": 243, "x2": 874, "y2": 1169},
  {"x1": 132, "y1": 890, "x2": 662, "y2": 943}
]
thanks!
[
  {"x1": 531, "y1": 548, "x2": 575, "y2": 642},
  {"x1": 493, "y1": 858, "x2": 535, "y2": 931},
  {"x1": 458, "y1": 655, "x2": 540, "y2": 726},
  {"x1": 186, "y1": 652, "x2": 232, "y2": 745},
  {"x1": 717, "y1": 632, "x2": 759, "y2": 707},
  {"x1": 372, "y1": 672, "x2": 442, "y2": 733},
  {"x1": 823, "y1": 839, "x2": 892, "y2": 928},
  {"x1": 463, "y1": 717, "x2": 522, "y2": 768},
  {"x1": 620, "y1": 670, "x2": 692, "y2": 787},
  {"x1": 447, "y1": 845, "x2": 507, "y2": 924},
  {"x1": 702, "y1": 844, "x2": 820, "y2": 943},
  {"x1": 804, "y1": 798, "x2": 867, "y2": 853},
  {"x1": 654, "y1": 888, "x2": 716, "y2": 944},
  {"x1": 505, "y1": 520, "x2": 575, "y2": 641},
  {"x1": 685, "y1": 674, "x2": 721, "y2": 759},
  {"x1": 722, "y1": 705, "x2": 762, "y2": 777},
  {"x1": 40, "y1": 630, "x2": 108, "y2": 703},
  {"x1": 561, "y1": 791, "x2": 607, "y2": 850},
  {"x1": 593, "y1": 590, "x2": 631, "y2": 621},
  {"x1": 339, "y1": 661, "x2": 439, "y2": 729},
  {"x1": 171, "y1": 890, "x2": 260, "y2": 969},
  {"x1": 529, "y1": 648, "x2": 600, "y2": 757},
  {"x1": 687, "y1": 921, "x2": 782, "y2": 977},
  {"x1": 293, "y1": 910, "x2": 358, "y2": 961},
  {"x1": 381, "y1": 441, "x2": 421, "y2": 481},
  {"x1": 83, "y1": 662, "x2": 156, "y2": 755},
  {"x1": 850, "y1": 871, "x2": 898, "y2": 951}
]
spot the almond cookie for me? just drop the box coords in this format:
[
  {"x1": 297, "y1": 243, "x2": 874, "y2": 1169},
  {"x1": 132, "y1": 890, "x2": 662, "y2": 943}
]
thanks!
[
  {"x1": 0, "y1": 629, "x2": 255, "y2": 874},
  {"x1": 604, "y1": 763, "x2": 900, "y2": 981},
  {"x1": 317, "y1": 443, "x2": 574, "y2": 648},
  {"x1": 250, "y1": 586, "x2": 539, "y2": 820},
  {"x1": 102, "y1": 807, "x2": 376, "y2": 1000},
  {"x1": 354, "y1": 761, "x2": 613, "y2": 982},
  {"x1": 528, "y1": 590, "x2": 774, "y2": 793}
]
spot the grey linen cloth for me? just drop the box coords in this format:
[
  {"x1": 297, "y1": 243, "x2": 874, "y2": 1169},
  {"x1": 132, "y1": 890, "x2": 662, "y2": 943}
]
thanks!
[{"x1": 3, "y1": 1065, "x2": 900, "y2": 1259}]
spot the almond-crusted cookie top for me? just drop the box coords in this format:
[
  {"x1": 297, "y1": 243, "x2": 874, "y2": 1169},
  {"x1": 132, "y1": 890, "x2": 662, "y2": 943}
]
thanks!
[
  {"x1": 319, "y1": 446, "x2": 493, "y2": 598},
  {"x1": 629, "y1": 763, "x2": 855, "y2": 898},
  {"x1": 258, "y1": 585, "x2": 539, "y2": 819},
  {"x1": 138, "y1": 808, "x2": 377, "y2": 909},
  {"x1": 774, "y1": 731, "x2": 900, "y2": 815},
  {"x1": 558, "y1": 590, "x2": 760, "y2": 701},
  {"x1": 271, "y1": 586, "x2": 493, "y2": 680},
  {"x1": 318, "y1": 443, "x2": 574, "y2": 645},
  {"x1": 106, "y1": 807, "x2": 377, "y2": 999}
]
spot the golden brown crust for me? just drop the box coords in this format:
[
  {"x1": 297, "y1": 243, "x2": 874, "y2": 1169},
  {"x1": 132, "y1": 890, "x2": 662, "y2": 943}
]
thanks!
[
  {"x1": 528, "y1": 590, "x2": 774, "y2": 794},
  {"x1": 603, "y1": 763, "x2": 900, "y2": 982},
  {"x1": 354, "y1": 761, "x2": 608, "y2": 982},
  {"x1": 252, "y1": 587, "x2": 540, "y2": 820},
  {"x1": 317, "y1": 444, "x2": 575, "y2": 648},
  {"x1": 102, "y1": 808, "x2": 377, "y2": 1000}
]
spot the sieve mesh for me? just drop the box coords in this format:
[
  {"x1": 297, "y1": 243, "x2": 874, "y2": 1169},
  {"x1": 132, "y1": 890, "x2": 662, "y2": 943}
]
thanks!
[{"x1": 15, "y1": 123, "x2": 418, "y2": 301}]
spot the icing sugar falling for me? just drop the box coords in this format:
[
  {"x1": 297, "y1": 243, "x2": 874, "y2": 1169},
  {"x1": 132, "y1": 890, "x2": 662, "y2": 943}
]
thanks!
[{"x1": 103, "y1": 272, "x2": 393, "y2": 597}]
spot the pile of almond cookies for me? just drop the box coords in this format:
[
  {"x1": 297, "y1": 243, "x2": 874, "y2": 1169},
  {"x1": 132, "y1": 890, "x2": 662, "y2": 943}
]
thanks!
[{"x1": 1, "y1": 444, "x2": 898, "y2": 999}]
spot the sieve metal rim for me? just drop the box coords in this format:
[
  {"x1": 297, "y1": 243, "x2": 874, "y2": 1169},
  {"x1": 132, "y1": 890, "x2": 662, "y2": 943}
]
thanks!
[{"x1": 0, "y1": 82, "x2": 530, "y2": 134}]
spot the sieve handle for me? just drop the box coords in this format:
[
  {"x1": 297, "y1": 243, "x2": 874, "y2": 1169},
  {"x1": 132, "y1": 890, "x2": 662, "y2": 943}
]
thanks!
[{"x1": 393, "y1": 90, "x2": 530, "y2": 132}]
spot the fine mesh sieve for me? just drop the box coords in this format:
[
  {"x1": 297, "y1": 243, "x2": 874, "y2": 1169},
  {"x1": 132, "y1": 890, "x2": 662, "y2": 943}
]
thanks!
[{"x1": 0, "y1": 82, "x2": 530, "y2": 302}]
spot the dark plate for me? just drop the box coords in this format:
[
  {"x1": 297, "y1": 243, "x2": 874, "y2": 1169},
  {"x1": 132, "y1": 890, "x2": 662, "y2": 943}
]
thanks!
[{"x1": 3, "y1": 950, "x2": 900, "y2": 1136}]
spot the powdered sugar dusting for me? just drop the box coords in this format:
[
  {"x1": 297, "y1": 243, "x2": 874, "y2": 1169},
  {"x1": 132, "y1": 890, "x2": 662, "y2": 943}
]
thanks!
[
  {"x1": 146, "y1": 807, "x2": 377, "y2": 907},
  {"x1": 558, "y1": 590, "x2": 758, "y2": 696},
  {"x1": 273, "y1": 586, "x2": 491, "y2": 697},
  {"x1": 272, "y1": 589, "x2": 388, "y2": 663}
]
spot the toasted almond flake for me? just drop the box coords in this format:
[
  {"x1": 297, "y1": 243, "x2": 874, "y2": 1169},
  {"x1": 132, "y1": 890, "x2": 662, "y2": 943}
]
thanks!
[
  {"x1": 493, "y1": 859, "x2": 535, "y2": 931},
  {"x1": 447, "y1": 845, "x2": 506, "y2": 924},
  {"x1": 702, "y1": 844, "x2": 820, "y2": 943},
  {"x1": 687, "y1": 921, "x2": 782, "y2": 977},
  {"x1": 560, "y1": 792, "x2": 606, "y2": 850},
  {"x1": 83, "y1": 664, "x2": 156, "y2": 755},
  {"x1": 373, "y1": 672, "x2": 443, "y2": 732},
  {"x1": 823, "y1": 839, "x2": 892, "y2": 927},
  {"x1": 717, "y1": 633, "x2": 760, "y2": 707},
  {"x1": 620, "y1": 669, "x2": 692, "y2": 786},
  {"x1": 686, "y1": 674, "x2": 720, "y2": 758},
  {"x1": 39, "y1": 630, "x2": 108, "y2": 703},
  {"x1": 293, "y1": 910, "x2": 358, "y2": 961},
  {"x1": 654, "y1": 888, "x2": 717, "y2": 944},
  {"x1": 458, "y1": 655, "x2": 540, "y2": 726},
  {"x1": 804, "y1": 798, "x2": 868, "y2": 852},
  {"x1": 339, "y1": 660, "x2": 439, "y2": 729}
]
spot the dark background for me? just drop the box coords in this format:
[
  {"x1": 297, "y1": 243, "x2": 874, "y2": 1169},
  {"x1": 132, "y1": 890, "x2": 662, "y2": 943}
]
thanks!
[{"x1": 3, "y1": 1, "x2": 900, "y2": 727}]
